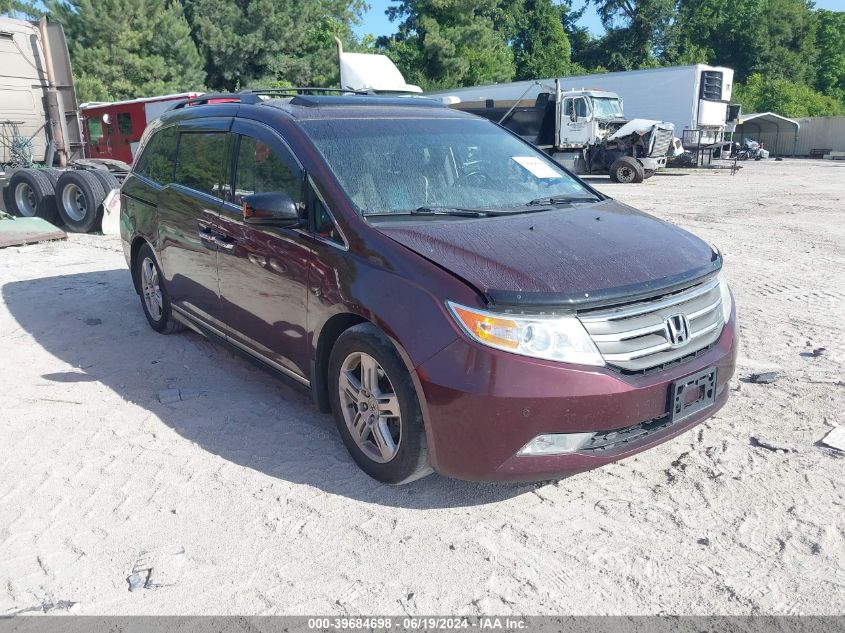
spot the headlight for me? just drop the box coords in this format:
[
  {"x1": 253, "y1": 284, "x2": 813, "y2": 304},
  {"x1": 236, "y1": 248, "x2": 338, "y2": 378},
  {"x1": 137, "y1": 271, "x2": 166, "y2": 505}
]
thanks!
[
  {"x1": 447, "y1": 302, "x2": 604, "y2": 366},
  {"x1": 719, "y1": 274, "x2": 733, "y2": 322}
]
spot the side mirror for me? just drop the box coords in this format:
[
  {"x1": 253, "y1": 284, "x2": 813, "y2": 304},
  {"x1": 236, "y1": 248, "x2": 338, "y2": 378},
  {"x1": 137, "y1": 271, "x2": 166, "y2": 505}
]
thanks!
[{"x1": 242, "y1": 192, "x2": 300, "y2": 226}]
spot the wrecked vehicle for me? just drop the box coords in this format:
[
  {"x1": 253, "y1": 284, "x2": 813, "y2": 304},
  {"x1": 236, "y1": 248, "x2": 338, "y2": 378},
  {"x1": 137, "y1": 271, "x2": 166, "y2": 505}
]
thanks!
[
  {"x1": 441, "y1": 83, "x2": 675, "y2": 183},
  {"x1": 121, "y1": 90, "x2": 737, "y2": 484}
]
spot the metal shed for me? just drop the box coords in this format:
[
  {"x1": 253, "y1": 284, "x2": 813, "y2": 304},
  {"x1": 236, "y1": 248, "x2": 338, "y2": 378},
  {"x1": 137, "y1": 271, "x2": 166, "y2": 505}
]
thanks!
[{"x1": 734, "y1": 112, "x2": 800, "y2": 157}]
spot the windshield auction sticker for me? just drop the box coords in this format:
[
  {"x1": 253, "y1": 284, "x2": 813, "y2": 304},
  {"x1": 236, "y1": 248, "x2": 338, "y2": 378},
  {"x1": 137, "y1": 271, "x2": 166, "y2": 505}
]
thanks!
[{"x1": 511, "y1": 155, "x2": 561, "y2": 179}]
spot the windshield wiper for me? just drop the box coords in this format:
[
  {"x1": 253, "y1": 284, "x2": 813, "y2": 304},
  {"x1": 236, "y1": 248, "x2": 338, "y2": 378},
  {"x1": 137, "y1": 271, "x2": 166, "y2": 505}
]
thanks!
[
  {"x1": 411, "y1": 206, "x2": 488, "y2": 217},
  {"x1": 366, "y1": 206, "x2": 488, "y2": 218},
  {"x1": 526, "y1": 196, "x2": 599, "y2": 206}
]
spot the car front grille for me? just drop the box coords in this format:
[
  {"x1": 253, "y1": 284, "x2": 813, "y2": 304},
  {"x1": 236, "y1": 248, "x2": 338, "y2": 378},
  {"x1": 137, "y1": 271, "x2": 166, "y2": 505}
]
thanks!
[
  {"x1": 649, "y1": 127, "x2": 674, "y2": 157},
  {"x1": 578, "y1": 275, "x2": 724, "y2": 373}
]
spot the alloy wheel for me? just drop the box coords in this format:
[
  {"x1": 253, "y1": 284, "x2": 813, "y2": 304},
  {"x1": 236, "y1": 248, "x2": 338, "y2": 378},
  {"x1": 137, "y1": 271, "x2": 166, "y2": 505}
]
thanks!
[
  {"x1": 338, "y1": 351, "x2": 402, "y2": 463},
  {"x1": 140, "y1": 257, "x2": 163, "y2": 321}
]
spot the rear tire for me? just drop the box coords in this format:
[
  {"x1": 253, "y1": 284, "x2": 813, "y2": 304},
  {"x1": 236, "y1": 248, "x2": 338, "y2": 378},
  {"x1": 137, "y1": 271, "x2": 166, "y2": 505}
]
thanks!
[
  {"x1": 328, "y1": 323, "x2": 432, "y2": 484},
  {"x1": 88, "y1": 168, "x2": 121, "y2": 192},
  {"x1": 56, "y1": 170, "x2": 106, "y2": 232},
  {"x1": 609, "y1": 156, "x2": 645, "y2": 184},
  {"x1": 5, "y1": 169, "x2": 58, "y2": 223},
  {"x1": 133, "y1": 243, "x2": 184, "y2": 334}
]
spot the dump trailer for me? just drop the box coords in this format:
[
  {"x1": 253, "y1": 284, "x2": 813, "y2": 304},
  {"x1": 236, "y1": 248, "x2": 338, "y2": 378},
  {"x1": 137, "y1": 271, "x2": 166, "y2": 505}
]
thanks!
[
  {"x1": 439, "y1": 81, "x2": 675, "y2": 183},
  {"x1": 1, "y1": 16, "x2": 128, "y2": 232}
]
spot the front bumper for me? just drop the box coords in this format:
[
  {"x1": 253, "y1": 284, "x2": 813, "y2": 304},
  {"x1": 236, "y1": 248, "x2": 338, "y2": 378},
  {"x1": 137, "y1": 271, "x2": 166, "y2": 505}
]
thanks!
[
  {"x1": 640, "y1": 156, "x2": 667, "y2": 171},
  {"x1": 413, "y1": 310, "x2": 737, "y2": 482}
]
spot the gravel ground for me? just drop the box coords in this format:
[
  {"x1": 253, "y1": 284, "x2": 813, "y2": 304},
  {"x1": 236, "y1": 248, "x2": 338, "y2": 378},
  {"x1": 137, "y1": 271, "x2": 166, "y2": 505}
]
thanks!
[{"x1": 0, "y1": 160, "x2": 843, "y2": 616}]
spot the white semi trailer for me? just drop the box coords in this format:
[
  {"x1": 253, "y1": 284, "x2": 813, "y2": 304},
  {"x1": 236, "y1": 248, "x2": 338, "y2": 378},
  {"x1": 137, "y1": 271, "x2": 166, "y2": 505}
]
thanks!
[{"x1": 428, "y1": 64, "x2": 736, "y2": 146}]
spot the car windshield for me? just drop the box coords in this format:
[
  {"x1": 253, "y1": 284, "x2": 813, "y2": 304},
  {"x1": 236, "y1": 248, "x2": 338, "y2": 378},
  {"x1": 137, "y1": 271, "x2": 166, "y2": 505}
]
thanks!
[
  {"x1": 592, "y1": 97, "x2": 624, "y2": 119},
  {"x1": 301, "y1": 117, "x2": 598, "y2": 217}
]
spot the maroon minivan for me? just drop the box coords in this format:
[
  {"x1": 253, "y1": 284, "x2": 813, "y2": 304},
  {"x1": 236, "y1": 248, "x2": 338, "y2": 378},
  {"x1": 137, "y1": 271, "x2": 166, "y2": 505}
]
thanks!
[{"x1": 120, "y1": 91, "x2": 737, "y2": 484}]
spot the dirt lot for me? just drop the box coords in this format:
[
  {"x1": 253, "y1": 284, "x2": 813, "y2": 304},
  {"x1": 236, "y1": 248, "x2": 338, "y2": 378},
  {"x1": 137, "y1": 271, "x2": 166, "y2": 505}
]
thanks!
[{"x1": 1, "y1": 160, "x2": 843, "y2": 616}]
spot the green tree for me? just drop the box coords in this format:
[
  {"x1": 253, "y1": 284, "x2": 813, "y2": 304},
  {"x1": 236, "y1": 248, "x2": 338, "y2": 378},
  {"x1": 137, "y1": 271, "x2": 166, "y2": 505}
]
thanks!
[
  {"x1": 587, "y1": 0, "x2": 675, "y2": 69},
  {"x1": 378, "y1": 0, "x2": 514, "y2": 90},
  {"x1": 511, "y1": 0, "x2": 573, "y2": 79},
  {"x1": 667, "y1": 0, "x2": 818, "y2": 84},
  {"x1": 45, "y1": 0, "x2": 206, "y2": 102},
  {"x1": 0, "y1": 0, "x2": 37, "y2": 17},
  {"x1": 181, "y1": 0, "x2": 365, "y2": 91},
  {"x1": 734, "y1": 73, "x2": 844, "y2": 117},
  {"x1": 815, "y1": 9, "x2": 845, "y2": 103}
]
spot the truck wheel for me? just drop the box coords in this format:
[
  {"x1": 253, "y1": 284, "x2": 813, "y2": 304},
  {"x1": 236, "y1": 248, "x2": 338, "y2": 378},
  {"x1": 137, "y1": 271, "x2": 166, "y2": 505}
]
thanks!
[
  {"x1": 5, "y1": 169, "x2": 59, "y2": 223},
  {"x1": 643, "y1": 169, "x2": 655, "y2": 180},
  {"x1": 609, "y1": 157, "x2": 644, "y2": 184},
  {"x1": 328, "y1": 323, "x2": 433, "y2": 485},
  {"x1": 88, "y1": 169, "x2": 121, "y2": 192},
  {"x1": 56, "y1": 170, "x2": 106, "y2": 233}
]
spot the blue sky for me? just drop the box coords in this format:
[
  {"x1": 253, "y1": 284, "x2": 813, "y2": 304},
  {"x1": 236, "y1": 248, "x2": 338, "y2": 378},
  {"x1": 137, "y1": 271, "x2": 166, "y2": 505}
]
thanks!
[{"x1": 353, "y1": 0, "x2": 845, "y2": 39}]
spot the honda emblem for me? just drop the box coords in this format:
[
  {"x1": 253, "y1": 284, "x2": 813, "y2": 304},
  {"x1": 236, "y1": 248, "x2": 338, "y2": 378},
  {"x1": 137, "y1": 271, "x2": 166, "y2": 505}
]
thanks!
[{"x1": 665, "y1": 313, "x2": 691, "y2": 348}]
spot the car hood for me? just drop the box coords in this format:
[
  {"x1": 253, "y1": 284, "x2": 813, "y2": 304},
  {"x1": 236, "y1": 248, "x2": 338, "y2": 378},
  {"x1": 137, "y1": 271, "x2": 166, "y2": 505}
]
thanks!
[{"x1": 375, "y1": 199, "x2": 721, "y2": 308}]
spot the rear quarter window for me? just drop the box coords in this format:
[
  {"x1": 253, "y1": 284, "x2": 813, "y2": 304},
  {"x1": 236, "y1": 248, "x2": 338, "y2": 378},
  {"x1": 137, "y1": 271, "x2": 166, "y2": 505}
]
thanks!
[{"x1": 134, "y1": 126, "x2": 178, "y2": 185}]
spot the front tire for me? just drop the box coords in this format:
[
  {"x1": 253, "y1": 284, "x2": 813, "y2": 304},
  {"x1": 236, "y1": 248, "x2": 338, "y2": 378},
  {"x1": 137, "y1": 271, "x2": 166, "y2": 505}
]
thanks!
[
  {"x1": 609, "y1": 156, "x2": 645, "y2": 183},
  {"x1": 328, "y1": 323, "x2": 432, "y2": 484},
  {"x1": 133, "y1": 243, "x2": 183, "y2": 334}
]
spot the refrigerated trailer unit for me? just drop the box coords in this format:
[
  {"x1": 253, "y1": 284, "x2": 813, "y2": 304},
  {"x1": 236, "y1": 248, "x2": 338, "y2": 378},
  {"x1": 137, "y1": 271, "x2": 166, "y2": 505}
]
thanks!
[{"x1": 428, "y1": 65, "x2": 735, "y2": 146}]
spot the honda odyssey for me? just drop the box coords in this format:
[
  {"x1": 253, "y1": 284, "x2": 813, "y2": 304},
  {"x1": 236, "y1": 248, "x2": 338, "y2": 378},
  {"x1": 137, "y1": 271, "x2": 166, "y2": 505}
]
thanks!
[{"x1": 120, "y1": 91, "x2": 737, "y2": 484}]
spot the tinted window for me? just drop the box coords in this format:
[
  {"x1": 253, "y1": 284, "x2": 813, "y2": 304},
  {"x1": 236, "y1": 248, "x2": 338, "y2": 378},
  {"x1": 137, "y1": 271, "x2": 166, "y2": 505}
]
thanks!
[
  {"x1": 134, "y1": 126, "x2": 178, "y2": 185},
  {"x1": 117, "y1": 112, "x2": 133, "y2": 135},
  {"x1": 234, "y1": 135, "x2": 301, "y2": 205},
  {"x1": 174, "y1": 131, "x2": 229, "y2": 199}
]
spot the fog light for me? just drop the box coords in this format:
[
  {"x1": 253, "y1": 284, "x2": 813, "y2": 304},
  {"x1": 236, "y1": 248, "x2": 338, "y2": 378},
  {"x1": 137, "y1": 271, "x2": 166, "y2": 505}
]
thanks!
[{"x1": 518, "y1": 432, "x2": 596, "y2": 455}]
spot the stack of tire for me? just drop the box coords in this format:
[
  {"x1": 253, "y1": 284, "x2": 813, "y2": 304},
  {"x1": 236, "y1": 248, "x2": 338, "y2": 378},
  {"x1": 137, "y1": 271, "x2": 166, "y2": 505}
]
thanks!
[{"x1": 2, "y1": 167, "x2": 120, "y2": 233}]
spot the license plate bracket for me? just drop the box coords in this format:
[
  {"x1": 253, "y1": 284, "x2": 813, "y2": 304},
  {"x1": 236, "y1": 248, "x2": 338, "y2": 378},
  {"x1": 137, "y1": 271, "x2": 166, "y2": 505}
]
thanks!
[{"x1": 669, "y1": 367, "x2": 717, "y2": 423}]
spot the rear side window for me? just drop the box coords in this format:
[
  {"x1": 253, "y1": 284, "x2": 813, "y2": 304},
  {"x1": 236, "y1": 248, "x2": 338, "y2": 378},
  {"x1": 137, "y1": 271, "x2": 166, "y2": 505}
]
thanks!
[
  {"x1": 134, "y1": 126, "x2": 178, "y2": 185},
  {"x1": 234, "y1": 135, "x2": 302, "y2": 205},
  {"x1": 174, "y1": 131, "x2": 230, "y2": 199}
]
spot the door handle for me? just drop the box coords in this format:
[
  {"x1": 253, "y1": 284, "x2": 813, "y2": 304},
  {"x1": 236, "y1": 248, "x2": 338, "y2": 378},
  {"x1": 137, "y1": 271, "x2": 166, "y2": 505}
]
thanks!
[{"x1": 212, "y1": 235, "x2": 236, "y2": 250}]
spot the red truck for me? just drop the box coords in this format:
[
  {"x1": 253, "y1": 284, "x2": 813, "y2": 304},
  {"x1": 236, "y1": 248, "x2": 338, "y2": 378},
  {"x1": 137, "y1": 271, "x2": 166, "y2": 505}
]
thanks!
[{"x1": 79, "y1": 93, "x2": 200, "y2": 165}]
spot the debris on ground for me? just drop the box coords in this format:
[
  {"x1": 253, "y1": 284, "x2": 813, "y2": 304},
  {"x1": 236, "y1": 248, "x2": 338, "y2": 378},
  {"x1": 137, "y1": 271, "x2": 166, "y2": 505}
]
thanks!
[
  {"x1": 10, "y1": 599, "x2": 78, "y2": 615},
  {"x1": 750, "y1": 436, "x2": 795, "y2": 453},
  {"x1": 747, "y1": 371, "x2": 780, "y2": 384},
  {"x1": 158, "y1": 388, "x2": 202, "y2": 404},
  {"x1": 84, "y1": 317, "x2": 102, "y2": 326},
  {"x1": 0, "y1": 215, "x2": 66, "y2": 248},
  {"x1": 820, "y1": 427, "x2": 845, "y2": 453},
  {"x1": 127, "y1": 546, "x2": 186, "y2": 592},
  {"x1": 801, "y1": 347, "x2": 827, "y2": 358}
]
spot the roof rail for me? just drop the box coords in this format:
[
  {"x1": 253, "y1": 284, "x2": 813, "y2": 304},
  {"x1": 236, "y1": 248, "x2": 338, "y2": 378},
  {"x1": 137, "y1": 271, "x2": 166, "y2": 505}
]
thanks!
[{"x1": 167, "y1": 87, "x2": 375, "y2": 111}]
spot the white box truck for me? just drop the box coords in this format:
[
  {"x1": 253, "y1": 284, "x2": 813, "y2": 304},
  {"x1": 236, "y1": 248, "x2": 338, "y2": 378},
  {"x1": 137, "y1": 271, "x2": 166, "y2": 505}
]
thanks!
[{"x1": 428, "y1": 65, "x2": 735, "y2": 147}]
